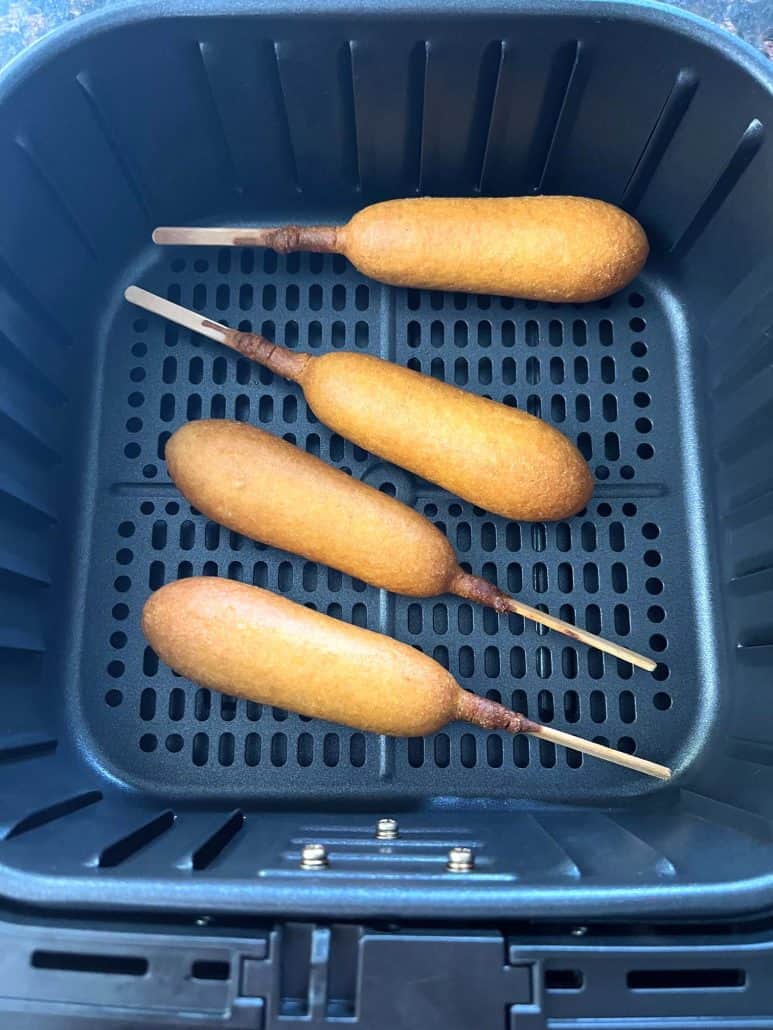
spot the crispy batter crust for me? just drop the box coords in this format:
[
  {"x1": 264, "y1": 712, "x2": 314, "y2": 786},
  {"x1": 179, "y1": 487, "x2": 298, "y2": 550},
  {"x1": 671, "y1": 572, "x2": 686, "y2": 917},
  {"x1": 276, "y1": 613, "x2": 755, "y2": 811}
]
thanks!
[
  {"x1": 167, "y1": 421, "x2": 458, "y2": 596},
  {"x1": 342, "y1": 196, "x2": 648, "y2": 302},
  {"x1": 143, "y1": 578, "x2": 459, "y2": 736},
  {"x1": 301, "y1": 354, "x2": 594, "y2": 520}
]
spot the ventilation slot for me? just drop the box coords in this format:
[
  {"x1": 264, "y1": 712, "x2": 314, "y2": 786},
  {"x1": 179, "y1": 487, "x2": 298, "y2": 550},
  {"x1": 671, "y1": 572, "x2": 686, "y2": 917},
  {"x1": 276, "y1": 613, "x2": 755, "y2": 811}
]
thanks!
[
  {"x1": 545, "y1": 969, "x2": 584, "y2": 991},
  {"x1": 474, "y1": 40, "x2": 507, "y2": 191},
  {"x1": 627, "y1": 969, "x2": 745, "y2": 991},
  {"x1": 530, "y1": 40, "x2": 584, "y2": 191},
  {"x1": 622, "y1": 68, "x2": 698, "y2": 211},
  {"x1": 98, "y1": 810, "x2": 175, "y2": 868},
  {"x1": 0, "y1": 738, "x2": 57, "y2": 765},
  {"x1": 5, "y1": 791, "x2": 102, "y2": 840},
  {"x1": 75, "y1": 71, "x2": 153, "y2": 220},
  {"x1": 14, "y1": 138, "x2": 98, "y2": 261},
  {"x1": 191, "y1": 960, "x2": 230, "y2": 981},
  {"x1": 191, "y1": 810, "x2": 245, "y2": 870},
  {"x1": 672, "y1": 119, "x2": 764, "y2": 257},
  {"x1": 31, "y1": 951, "x2": 148, "y2": 977}
]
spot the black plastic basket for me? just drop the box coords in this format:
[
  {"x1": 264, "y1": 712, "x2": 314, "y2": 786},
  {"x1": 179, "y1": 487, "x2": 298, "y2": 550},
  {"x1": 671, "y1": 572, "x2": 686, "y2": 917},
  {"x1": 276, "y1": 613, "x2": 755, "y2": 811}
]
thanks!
[{"x1": 0, "y1": 0, "x2": 772, "y2": 925}]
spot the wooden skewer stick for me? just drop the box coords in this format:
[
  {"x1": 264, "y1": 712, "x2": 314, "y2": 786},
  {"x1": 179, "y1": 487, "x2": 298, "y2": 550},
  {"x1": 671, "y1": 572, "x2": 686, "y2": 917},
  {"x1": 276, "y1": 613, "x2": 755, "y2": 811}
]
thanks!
[
  {"x1": 507, "y1": 599, "x2": 655, "y2": 670},
  {"x1": 152, "y1": 227, "x2": 333, "y2": 249},
  {"x1": 125, "y1": 285, "x2": 657, "y2": 673},
  {"x1": 456, "y1": 575, "x2": 657, "y2": 672},
  {"x1": 526, "y1": 723, "x2": 671, "y2": 780},
  {"x1": 458, "y1": 695, "x2": 671, "y2": 780},
  {"x1": 125, "y1": 286, "x2": 230, "y2": 343}
]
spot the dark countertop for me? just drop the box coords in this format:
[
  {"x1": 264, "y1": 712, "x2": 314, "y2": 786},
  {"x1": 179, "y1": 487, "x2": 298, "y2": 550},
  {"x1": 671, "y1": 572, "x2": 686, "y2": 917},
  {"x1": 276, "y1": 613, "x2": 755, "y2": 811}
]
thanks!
[{"x1": 1, "y1": 0, "x2": 772, "y2": 70}]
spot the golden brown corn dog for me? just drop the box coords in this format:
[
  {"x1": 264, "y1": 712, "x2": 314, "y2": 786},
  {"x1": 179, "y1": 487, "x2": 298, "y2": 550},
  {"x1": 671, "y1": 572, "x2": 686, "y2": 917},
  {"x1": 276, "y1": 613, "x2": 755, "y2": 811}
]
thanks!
[
  {"x1": 125, "y1": 288, "x2": 594, "y2": 522},
  {"x1": 142, "y1": 578, "x2": 671, "y2": 780},
  {"x1": 153, "y1": 196, "x2": 649, "y2": 302},
  {"x1": 166, "y1": 420, "x2": 654, "y2": 671},
  {"x1": 300, "y1": 351, "x2": 593, "y2": 522},
  {"x1": 168, "y1": 420, "x2": 456, "y2": 598}
]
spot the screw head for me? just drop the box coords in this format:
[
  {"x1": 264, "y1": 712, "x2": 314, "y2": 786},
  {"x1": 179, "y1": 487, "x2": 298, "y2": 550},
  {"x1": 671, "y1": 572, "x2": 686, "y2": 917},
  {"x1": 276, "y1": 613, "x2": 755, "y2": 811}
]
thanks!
[
  {"x1": 376, "y1": 817, "x2": 399, "y2": 840},
  {"x1": 446, "y1": 846, "x2": 475, "y2": 872},
  {"x1": 300, "y1": 843, "x2": 329, "y2": 870},
  {"x1": 571, "y1": 925, "x2": 588, "y2": 937}
]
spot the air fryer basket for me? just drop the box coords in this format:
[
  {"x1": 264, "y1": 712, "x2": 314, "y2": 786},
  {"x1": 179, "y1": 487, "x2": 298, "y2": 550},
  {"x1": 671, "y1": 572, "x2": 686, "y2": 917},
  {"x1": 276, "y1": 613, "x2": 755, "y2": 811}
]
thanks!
[{"x1": 0, "y1": 0, "x2": 771, "y2": 920}]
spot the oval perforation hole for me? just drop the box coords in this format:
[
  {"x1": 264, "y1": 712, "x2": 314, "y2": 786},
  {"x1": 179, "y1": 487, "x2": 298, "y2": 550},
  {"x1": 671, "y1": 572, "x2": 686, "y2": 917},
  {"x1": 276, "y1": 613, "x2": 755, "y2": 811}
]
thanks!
[
  {"x1": 590, "y1": 690, "x2": 606, "y2": 723},
  {"x1": 322, "y1": 733, "x2": 340, "y2": 767},
  {"x1": 619, "y1": 690, "x2": 636, "y2": 723},
  {"x1": 536, "y1": 648, "x2": 552, "y2": 680},
  {"x1": 588, "y1": 649, "x2": 604, "y2": 679},
  {"x1": 556, "y1": 523, "x2": 571, "y2": 551},
  {"x1": 216, "y1": 733, "x2": 234, "y2": 767},
  {"x1": 486, "y1": 735, "x2": 503, "y2": 768},
  {"x1": 458, "y1": 605, "x2": 474, "y2": 636},
  {"x1": 527, "y1": 394, "x2": 541, "y2": 417},
  {"x1": 195, "y1": 689, "x2": 211, "y2": 721},
  {"x1": 192, "y1": 733, "x2": 209, "y2": 766},
  {"x1": 434, "y1": 734, "x2": 450, "y2": 768},
  {"x1": 563, "y1": 689, "x2": 580, "y2": 721},
  {"x1": 614, "y1": 605, "x2": 631, "y2": 636},
  {"x1": 513, "y1": 736, "x2": 529, "y2": 768},
  {"x1": 169, "y1": 688, "x2": 185, "y2": 721},
  {"x1": 566, "y1": 748, "x2": 582, "y2": 769},
  {"x1": 537, "y1": 690, "x2": 554, "y2": 721},
  {"x1": 539, "y1": 740, "x2": 556, "y2": 768},
  {"x1": 142, "y1": 647, "x2": 158, "y2": 678},
  {"x1": 483, "y1": 645, "x2": 499, "y2": 677},
  {"x1": 349, "y1": 733, "x2": 366, "y2": 768},
  {"x1": 138, "y1": 688, "x2": 156, "y2": 721},
  {"x1": 296, "y1": 732, "x2": 314, "y2": 768},
  {"x1": 510, "y1": 647, "x2": 526, "y2": 678},
  {"x1": 271, "y1": 733, "x2": 288, "y2": 767},
  {"x1": 458, "y1": 645, "x2": 475, "y2": 677},
  {"x1": 244, "y1": 733, "x2": 261, "y2": 766},
  {"x1": 562, "y1": 648, "x2": 578, "y2": 681},
  {"x1": 576, "y1": 395, "x2": 590, "y2": 422},
  {"x1": 458, "y1": 732, "x2": 476, "y2": 768},
  {"x1": 407, "y1": 737, "x2": 424, "y2": 768}
]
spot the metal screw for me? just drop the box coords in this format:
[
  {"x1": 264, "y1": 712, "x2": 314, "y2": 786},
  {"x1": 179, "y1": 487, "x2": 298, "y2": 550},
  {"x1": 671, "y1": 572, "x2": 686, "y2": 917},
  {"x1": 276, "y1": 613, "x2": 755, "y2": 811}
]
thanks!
[
  {"x1": 194, "y1": 916, "x2": 211, "y2": 927},
  {"x1": 376, "y1": 817, "x2": 399, "y2": 840},
  {"x1": 571, "y1": 926, "x2": 588, "y2": 937},
  {"x1": 300, "y1": 843, "x2": 329, "y2": 870},
  {"x1": 446, "y1": 846, "x2": 475, "y2": 873}
]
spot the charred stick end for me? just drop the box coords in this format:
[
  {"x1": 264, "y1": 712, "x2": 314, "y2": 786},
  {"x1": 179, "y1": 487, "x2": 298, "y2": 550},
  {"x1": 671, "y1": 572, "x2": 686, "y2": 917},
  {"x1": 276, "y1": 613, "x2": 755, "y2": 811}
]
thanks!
[
  {"x1": 451, "y1": 571, "x2": 511, "y2": 614},
  {"x1": 455, "y1": 691, "x2": 544, "y2": 740},
  {"x1": 234, "y1": 225, "x2": 340, "y2": 255},
  {"x1": 455, "y1": 691, "x2": 526, "y2": 735},
  {"x1": 203, "y1": 322, "x2": 312, "y2": 383}
]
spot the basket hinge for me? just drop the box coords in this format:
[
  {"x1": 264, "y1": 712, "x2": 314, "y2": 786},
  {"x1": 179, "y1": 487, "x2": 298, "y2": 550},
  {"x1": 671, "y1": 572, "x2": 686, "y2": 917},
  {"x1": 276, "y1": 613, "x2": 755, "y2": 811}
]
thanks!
[{"x1": 241, "y1": 924, "x2": 537, "y2": 1029}]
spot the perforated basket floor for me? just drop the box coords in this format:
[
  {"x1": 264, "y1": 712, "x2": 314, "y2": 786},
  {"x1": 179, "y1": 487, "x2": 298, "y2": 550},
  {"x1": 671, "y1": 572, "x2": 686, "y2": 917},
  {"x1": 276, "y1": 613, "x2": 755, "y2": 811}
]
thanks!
[{"x1": 76, "y1": 244, "x2": 697, "y2": 804}]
